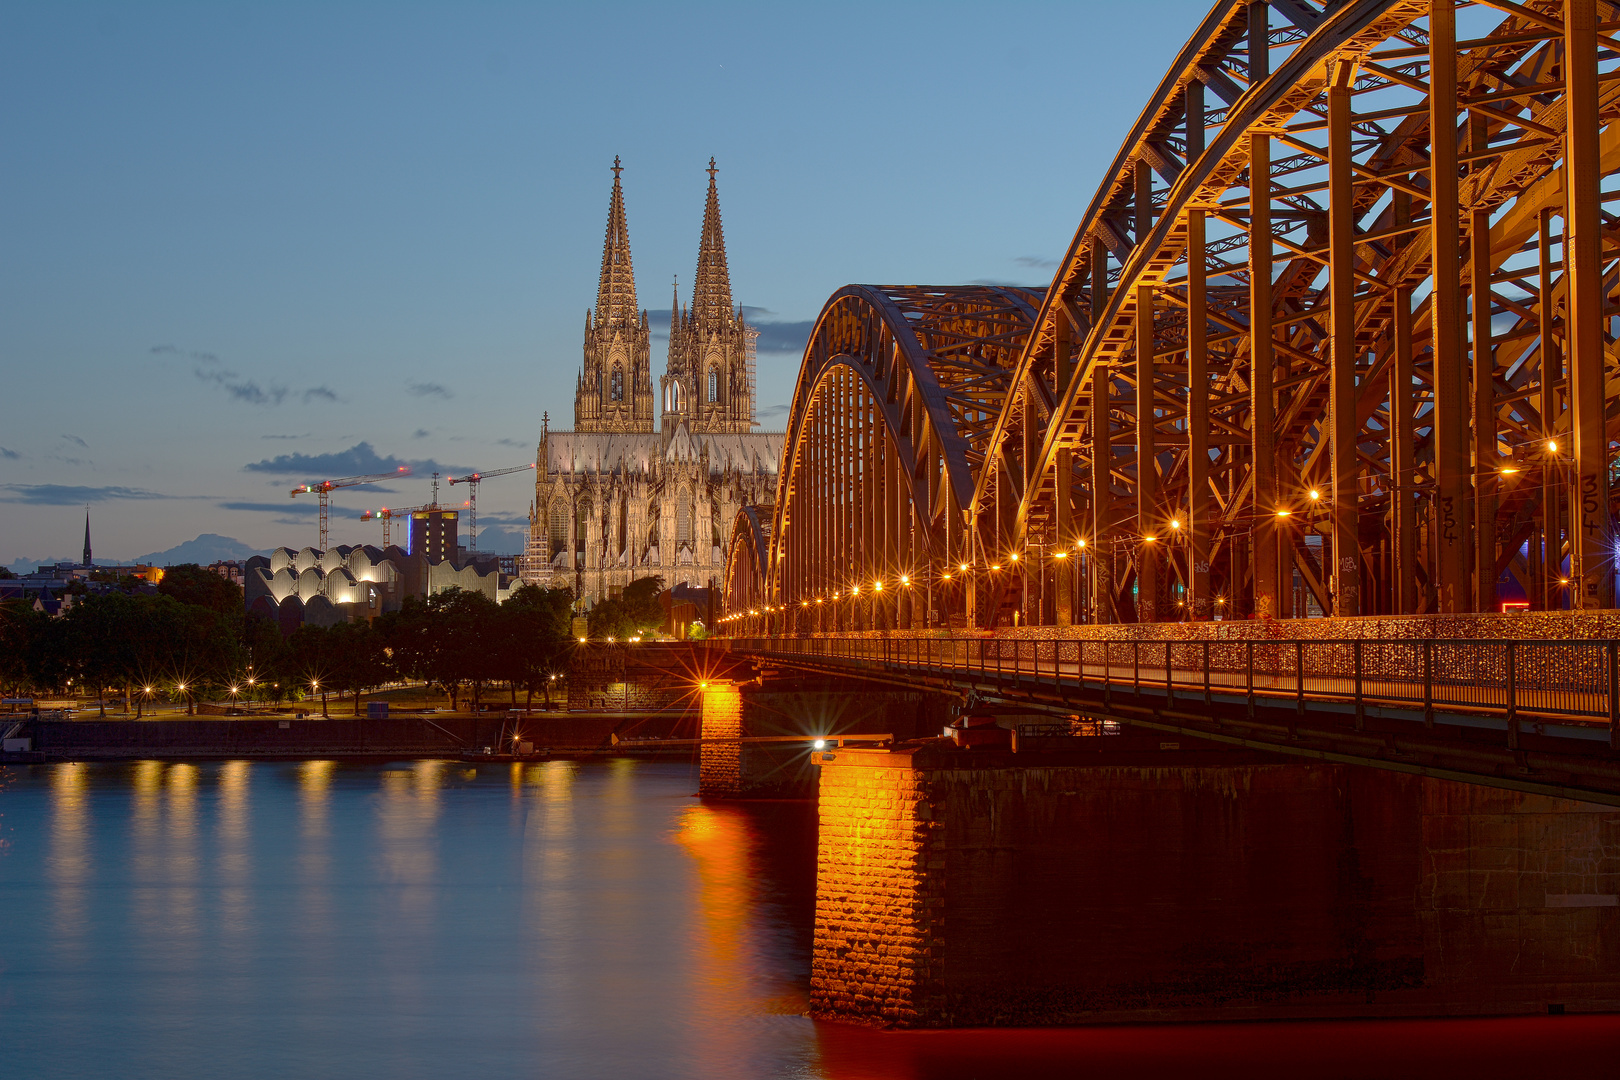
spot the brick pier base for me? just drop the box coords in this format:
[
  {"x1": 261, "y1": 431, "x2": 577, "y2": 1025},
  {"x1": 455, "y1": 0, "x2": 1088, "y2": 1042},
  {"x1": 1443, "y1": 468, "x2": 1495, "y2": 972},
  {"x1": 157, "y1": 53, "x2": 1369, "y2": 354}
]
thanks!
[{"x1": 811, "y1": 739, "x2": 1620, "y2": 1027}]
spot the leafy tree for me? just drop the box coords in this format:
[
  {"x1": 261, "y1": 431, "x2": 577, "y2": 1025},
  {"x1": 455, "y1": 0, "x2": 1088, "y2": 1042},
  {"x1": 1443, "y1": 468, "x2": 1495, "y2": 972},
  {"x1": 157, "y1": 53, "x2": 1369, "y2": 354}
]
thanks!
[
  {"x1": 621, "y1": 575, "x2": 665, "y2": 629},
  {"x1": 282, "y1": 625, "x2": 335, "y2": 716},
  {"x1": 379, "y1": 588, "x2": 501, "y2": 711},
  {"x1": 587, "y1": 575, "x2": 665, "y2": 640},
  {"x1": 158, "y1": 564, "x2": 243, "y2": 615},
  {"x1": 498, "y1": 584, "x2": 574, "y2": 709},
  {"x1": 323, "y1": 621, "x2": 393, "y2": 715}
]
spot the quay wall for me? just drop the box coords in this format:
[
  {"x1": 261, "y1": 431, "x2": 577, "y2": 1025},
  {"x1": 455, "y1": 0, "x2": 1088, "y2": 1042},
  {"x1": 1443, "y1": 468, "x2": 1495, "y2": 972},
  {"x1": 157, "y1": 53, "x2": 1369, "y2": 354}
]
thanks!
[{"x1": 812, "y1": 740, "x2": 1620, "y2": 1027}]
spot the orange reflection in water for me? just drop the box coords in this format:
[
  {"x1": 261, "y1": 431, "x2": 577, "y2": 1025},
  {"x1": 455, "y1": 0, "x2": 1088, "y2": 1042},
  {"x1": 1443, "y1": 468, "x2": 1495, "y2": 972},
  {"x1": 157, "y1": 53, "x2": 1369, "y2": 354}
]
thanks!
[
  {"x1": 216, "y1": 761, "x2": 253, "y2": 964},
  {"x1": 46, "y1": 763, "x2": 91, "y2": 963},
  {"x1": 675, "y1": 803, "x2": 809, "y2": 1054},
  {"x1": 297, "y1": 760, "x2": 335, "y2": 937}
]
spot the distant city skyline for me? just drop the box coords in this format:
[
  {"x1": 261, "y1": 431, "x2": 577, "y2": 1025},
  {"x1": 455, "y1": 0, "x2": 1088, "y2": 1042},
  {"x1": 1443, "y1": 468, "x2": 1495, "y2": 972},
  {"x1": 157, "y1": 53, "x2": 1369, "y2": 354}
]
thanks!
[{"x1": 0, "y1": 1, "x2": 1208, "y2": 563}]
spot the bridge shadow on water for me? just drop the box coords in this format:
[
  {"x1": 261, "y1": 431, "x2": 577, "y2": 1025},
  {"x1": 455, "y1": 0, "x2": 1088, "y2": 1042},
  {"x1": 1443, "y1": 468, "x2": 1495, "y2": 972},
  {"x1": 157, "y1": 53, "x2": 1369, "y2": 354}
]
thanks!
[
  {"x1": 709, "y1": 779, "x2": 1620, "y2": 1079},
  {"x1": 810, "y1": 1014, "x2": 1620, "y2": 1079}
]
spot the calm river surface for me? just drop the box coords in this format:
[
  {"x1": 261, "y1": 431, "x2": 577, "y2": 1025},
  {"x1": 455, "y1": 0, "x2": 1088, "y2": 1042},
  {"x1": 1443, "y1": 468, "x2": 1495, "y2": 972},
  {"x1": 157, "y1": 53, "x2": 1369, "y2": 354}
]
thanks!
[{"x1": 1, "y1": 759, "x2": 1616, "y2": 1079}]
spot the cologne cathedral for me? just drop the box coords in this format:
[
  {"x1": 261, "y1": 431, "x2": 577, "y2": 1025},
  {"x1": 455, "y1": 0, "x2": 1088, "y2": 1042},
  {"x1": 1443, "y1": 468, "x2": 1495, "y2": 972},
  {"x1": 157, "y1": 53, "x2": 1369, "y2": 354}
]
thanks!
[{"x1": 522, "y1": 159, "x2": 783, "y2": 612}]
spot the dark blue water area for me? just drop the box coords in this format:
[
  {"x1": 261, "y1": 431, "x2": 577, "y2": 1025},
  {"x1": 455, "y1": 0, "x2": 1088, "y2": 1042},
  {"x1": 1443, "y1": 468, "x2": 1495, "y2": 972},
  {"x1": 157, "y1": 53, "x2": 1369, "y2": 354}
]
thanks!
[{"x1": 0, "y1": 760, "x2": 1615, "y2": 1080}]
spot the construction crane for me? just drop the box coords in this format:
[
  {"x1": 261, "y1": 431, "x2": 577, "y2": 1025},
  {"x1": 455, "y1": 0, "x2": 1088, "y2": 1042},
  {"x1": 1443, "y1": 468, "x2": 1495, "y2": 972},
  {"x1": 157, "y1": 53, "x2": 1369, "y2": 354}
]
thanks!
[
  {"x1": 360, "y1": 505, "x2": 427, "y2": 549},
  {"x1": 291, "y1": 467, "x2": 410, "y2": 550},
  {"x1": 447, "y1": 464, "x2": 535, "y2": 554}
]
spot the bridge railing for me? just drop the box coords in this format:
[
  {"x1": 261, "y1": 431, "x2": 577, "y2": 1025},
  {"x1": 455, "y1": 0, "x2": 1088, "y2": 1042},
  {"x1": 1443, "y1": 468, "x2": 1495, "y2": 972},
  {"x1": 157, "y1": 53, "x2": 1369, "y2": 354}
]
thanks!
[{"x1": 716, "y1": 634, "x2": 1620, "y2": 750}]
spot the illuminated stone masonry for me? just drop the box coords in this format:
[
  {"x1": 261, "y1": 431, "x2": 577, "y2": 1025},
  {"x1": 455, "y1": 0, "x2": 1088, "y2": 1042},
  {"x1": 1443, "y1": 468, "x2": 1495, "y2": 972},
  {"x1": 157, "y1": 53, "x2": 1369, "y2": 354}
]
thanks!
[
  {"x1": 524, "y1": 160, "x2": 781, "y2": 610},
  {"x1": 812, "y1": 741, "x2": 1620, "y2": 1027}
]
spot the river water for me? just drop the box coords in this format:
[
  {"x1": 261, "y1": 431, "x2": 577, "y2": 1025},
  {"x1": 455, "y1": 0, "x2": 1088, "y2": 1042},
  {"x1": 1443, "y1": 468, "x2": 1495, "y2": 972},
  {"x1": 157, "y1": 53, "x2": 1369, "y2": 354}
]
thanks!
[{"x1": 1, "y1": 760, "x2": 1615, "y2": 1079}]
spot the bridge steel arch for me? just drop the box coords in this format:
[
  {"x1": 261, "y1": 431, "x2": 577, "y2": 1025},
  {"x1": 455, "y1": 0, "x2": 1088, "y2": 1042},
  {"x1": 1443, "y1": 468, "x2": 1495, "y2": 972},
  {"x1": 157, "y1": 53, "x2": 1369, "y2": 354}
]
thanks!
[
  {"x1": 725, "y1": 0, "x2": 1620, "y2": 633},
  {"x1": 974, "y1": 0, "x2": 1620, "y2": 628},
  {"x1": 747, "y1": 285, "x2": 1039, "y2": 633},
  {"x1": 721, "y1": 504, "x2": 772, "y2": 619}
]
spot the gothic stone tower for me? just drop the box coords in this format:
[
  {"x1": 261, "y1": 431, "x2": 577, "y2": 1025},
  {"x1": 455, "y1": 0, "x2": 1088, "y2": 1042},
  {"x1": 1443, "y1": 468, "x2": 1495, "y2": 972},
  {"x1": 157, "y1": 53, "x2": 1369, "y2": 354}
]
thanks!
[
  {"x1": 662, "y1": 159, "x2": 756, "y2": 439},
  {"x1": 576, "y1": 157, "x2": 655, "y2": 433}
]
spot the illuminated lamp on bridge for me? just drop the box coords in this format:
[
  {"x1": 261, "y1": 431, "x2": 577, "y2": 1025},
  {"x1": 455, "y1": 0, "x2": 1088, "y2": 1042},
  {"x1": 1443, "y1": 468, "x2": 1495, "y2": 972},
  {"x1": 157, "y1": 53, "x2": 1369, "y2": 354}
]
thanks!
[
  {"x1": 873, "y1": 581, "x2": 883, "y2": 592},
  {"x1": 730, "y1": 4, "x2": 1619, "y2": 630}
]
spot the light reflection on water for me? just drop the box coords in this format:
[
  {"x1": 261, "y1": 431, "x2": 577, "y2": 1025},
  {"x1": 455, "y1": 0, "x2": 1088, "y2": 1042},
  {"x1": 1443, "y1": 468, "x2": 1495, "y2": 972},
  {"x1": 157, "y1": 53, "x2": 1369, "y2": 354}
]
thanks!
[
  {"x1": 3, "y1": 760, "x2": 819, "y2": 1080},
  {"x1": 2, "y1": 760, "x2": 1615, "y2": 1080}
]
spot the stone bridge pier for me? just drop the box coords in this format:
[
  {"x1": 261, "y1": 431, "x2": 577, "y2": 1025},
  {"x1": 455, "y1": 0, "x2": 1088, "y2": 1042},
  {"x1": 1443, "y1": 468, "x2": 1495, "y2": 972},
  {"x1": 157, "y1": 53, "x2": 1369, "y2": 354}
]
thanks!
[
  {"x1": 811, "y1": 738, "x2": 1620, "y2": 1027},
  {"x1": 698, "y1": 675, "x2": 952, "y2": 798}
]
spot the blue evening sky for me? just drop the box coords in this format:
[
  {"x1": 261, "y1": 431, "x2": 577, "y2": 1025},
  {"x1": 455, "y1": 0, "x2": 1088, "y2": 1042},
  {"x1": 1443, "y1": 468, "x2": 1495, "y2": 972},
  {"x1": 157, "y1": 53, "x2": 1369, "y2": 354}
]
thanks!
[{"x1": 0, "y1": 0, "x2": 1208, "y2": 563}]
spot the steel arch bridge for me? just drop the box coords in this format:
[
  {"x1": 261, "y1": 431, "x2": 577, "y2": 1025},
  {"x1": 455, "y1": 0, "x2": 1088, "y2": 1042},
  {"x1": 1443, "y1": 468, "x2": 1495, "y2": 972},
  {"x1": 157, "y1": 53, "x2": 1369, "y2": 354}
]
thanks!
[{"x1": 724, "y1": 0, "x2": 1620, "y2": 634}]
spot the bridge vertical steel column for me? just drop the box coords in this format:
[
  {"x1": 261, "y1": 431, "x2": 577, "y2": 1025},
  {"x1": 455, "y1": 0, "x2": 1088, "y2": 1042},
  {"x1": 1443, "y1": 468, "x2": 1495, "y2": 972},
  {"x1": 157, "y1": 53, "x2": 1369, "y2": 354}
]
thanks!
[
  {"x1": 1090, "y1": 235, "x2": 1116, "y2": 623},
  {"x1": 1187, "y1": 208, "x2": 1211, "y2": 620},
  {"x1": 1565, "y1": 0, "x2": 1614, "y2": 609},
  {"x1": 1471, "y1": 206, "x2": 1497, "y2": 614},
  {"x1": 1328, "y1": 59, "x2": 1360, "y2": 617},
  {"x1": 1250, "y1": 129, "x2": 1280, "y2": 618},
  {"x1": 1538, "y1": 207, "x2": 1562, "y2": 612},
  {"x1": 1430, "y1": 0, "x2": 1470, "y2": 613},
  {"x1": 1136, "y1": 282, "x2": 1158, "y2": 622},
  {"x1": 1055, "y1": 314, "x2": 1075, "y2": 626}
]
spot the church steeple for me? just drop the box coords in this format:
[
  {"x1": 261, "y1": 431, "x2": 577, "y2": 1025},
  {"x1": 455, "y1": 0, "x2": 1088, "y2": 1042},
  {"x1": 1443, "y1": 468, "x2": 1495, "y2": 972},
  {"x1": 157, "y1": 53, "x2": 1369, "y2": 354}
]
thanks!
[
  {"x1": 576, "y1": 158, "x2": 654, "y2": 433},
  {"x1": 83, "y1": 507, "x2": 92, "y2": 567},
  {"x1": 595, "y1": 156, "x2": 639, "y2": 327},
  {"x1": 689, "y1": 157, "x2": 734, "y2": 328}
]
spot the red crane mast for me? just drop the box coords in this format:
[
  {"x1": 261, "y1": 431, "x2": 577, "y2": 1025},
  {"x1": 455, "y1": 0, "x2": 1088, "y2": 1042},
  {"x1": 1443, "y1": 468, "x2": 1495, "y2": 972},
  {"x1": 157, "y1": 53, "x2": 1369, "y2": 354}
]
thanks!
[
  {"x1": 447, "y1": 464, "x2": 535, "y2": 554},
  {"x1": 291, "y1": 467, "x2": 410, "y2": 549}
]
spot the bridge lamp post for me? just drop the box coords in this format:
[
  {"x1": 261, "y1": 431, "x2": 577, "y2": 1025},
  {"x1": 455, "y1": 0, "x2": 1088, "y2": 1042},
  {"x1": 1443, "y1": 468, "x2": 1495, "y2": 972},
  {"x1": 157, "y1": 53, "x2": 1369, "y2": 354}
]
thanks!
[
  {"x1": 1007, "y1": 552, "x2": 1026, "y2": 627},
  {"x1": 1165, "y1": 519, "x2": 1186, "y2": 620}
]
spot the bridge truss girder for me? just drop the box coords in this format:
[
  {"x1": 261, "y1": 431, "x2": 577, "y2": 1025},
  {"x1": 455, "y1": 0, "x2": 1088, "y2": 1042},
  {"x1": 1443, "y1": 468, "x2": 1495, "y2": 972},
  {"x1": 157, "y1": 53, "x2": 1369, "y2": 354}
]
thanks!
[
  {"x1": 759, "y1": 285, "x2": 1038, "y2": 633},
  {"x1": 975, "y1": 0, "x2": 1620, "y2": 627}
]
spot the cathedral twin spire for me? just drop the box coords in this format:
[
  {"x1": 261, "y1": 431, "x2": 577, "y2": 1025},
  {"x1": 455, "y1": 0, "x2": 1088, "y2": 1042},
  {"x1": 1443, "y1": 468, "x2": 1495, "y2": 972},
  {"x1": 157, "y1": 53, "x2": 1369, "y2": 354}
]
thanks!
[
  {"x1": 575, "y1": 157, "x2": 754, "y2": 437},
  {"x1": 594, "y1": 156, "x2": 638, "y2": 327}
]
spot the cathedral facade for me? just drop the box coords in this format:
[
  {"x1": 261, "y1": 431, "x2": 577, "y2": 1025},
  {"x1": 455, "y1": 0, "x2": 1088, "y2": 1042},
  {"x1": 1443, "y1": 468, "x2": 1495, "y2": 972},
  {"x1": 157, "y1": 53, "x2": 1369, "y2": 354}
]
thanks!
[{"x1": 522, "y1": 160, "x2": 782, "y2": 613}]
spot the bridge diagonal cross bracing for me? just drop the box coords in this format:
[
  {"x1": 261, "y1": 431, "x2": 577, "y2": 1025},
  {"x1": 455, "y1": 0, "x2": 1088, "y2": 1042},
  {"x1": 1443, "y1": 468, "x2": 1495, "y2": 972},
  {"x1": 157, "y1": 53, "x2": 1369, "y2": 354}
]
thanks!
[
  {"x1": 727, "y1": 0, "x2": 1620, "y2": 632},
  {"x1": 718, "y1": 1, "x2": 1620, "y2": 795}
]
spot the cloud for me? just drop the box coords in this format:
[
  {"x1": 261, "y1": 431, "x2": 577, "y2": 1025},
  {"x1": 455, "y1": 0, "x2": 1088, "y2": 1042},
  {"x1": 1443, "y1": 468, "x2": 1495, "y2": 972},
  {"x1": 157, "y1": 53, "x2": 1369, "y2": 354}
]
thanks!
[
  {"x1": 151, "y1": 344, "x2": 219, "y2": 364},
  {"x1": 1, "y1": 484, "x2": 172, "y2": 505},
  {"x1": 408, "y1": 382, "x2": 453, "y2": 399},
  {"x1": 163, "y1": 345, "x2": 342, "y2": 407},
  {"x1": 495, "y1": 437, "x2": 527, "y2": 448},
  {"x1": 757, "y1": 403, "x2": 790, "y2": 419},
  {"x1": 261, "y1": 433, "x2": 308, "y2": 440},
  {"x1": 0, "y1": 447, "x2": 20, "y2": 460},
  {"x1": 1014, "y1": 255, "x2": 1060, "y2": 270},
  {"x1": 219, "y1": 500, "x2": 322, "y2": 517},
  {"x1": 412, "y1": 428, "x2": 431, "y2": 439},
  {"x1": 194, "y1": 367, "x2": 289, "y2": 406},
  {"x1": 241, "y1": 440, "x2": 466, "y2": 480},
  {"x1": 62, "y1": 434, "x2": 88, "y2": 448}
]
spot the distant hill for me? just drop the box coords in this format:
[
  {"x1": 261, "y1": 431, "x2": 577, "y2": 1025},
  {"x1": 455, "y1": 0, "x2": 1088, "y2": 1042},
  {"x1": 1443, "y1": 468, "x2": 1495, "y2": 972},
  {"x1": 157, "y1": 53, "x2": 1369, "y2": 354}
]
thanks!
[
  {"x1": 4, "y1": 535, "x2": 271, "y2": 576},
  {"x1": 133, "y1": 534, "x2": 269, "y2": 566}
]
